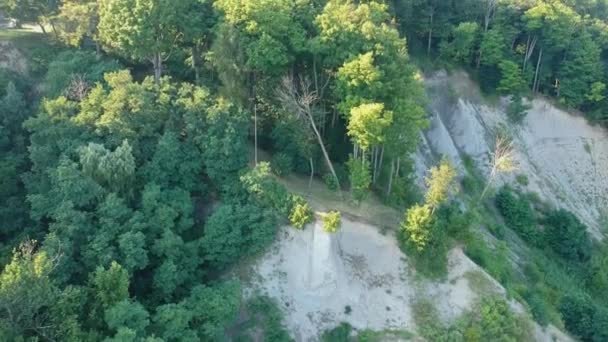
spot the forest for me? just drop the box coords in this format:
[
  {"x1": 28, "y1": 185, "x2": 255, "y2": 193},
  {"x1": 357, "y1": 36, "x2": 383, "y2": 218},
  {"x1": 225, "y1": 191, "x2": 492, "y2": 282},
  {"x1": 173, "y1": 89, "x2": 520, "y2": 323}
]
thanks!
[{"x1": 1, "y1": 0, "x2": 608, "y2": 341}]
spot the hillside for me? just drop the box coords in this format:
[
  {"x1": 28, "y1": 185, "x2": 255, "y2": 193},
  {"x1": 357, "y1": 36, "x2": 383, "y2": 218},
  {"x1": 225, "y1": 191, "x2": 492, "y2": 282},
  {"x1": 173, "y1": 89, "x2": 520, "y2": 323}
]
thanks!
[
  {"x1": 2, "y1": 0, "x2": 608, "y2": 341},
  {"x1": 418, "y1": 70, "x2": 608, "y2": 239}
]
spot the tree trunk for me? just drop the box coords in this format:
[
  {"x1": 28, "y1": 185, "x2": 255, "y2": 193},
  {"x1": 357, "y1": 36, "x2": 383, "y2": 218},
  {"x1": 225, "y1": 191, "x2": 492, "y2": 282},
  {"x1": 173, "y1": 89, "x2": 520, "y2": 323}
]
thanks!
[
  {"x1": 533, "y1": 48, "x2": 543, "y2": 93},
  {"x1": 254, "y1": 102, "x2": 258, "y2": 165},
  {"x1": 372, "y1": 146, "x2": 377, "y2": 182},
  {"x1": 523, "y1": 35, "x2": 537, "y2": 72},
  {"x1": 37, "y1": 22, "x2": 47, "y2": 35},
  {"x1": 192, "y1": 45, "x2": 203, "y2": 85},
  {"x1": 331, "y1": 108, "x2": 337, "y2": 128},
  {"x1": 95, "y1": 41, "x2": 102, "y2": 58},
  {"x1": 427, "y1": 9, "x2": 434, "y2": 56},
  {"x1": 152, "y1": 53, "x2": 162, "y2": 84},
  {"x1": 387, "y1": 159, "x2": 395, "y2": 196},
  {"x1": 396, "y1": 157, "x2": 401, "y2": 176},
  {"x1": 309, "y1": 157, "x2": 314, "y2": 189},
  {"x1": 376, "y1": 146, "x2": 384, "y2": 183},
  {"x1": 49, "y1": 19, "x2": 58, "y2": 39},
  {"x1": 308, "y1": 112, "x2": 341, "y2": 196}
]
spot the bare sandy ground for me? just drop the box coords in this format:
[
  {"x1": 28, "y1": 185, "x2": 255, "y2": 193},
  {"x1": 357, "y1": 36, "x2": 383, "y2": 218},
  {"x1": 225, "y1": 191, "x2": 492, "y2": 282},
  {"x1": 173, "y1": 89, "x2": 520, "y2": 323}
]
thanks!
[{"x1": 242, "y1": 216, "x2": 571, "y2": 341}]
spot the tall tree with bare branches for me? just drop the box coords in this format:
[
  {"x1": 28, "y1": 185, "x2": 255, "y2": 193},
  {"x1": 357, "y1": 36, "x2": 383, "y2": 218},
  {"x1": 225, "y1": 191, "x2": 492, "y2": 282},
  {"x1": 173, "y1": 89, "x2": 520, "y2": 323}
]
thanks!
[{"x1": 277, "y1": 75, "x2": 341, "y2": 194}]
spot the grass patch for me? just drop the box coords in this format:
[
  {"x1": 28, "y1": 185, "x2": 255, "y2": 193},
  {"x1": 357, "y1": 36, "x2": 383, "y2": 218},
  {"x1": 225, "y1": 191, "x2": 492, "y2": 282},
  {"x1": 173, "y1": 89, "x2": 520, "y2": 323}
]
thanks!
[
  {"x1": 357, "y1": 329, "x2": 414, "y2": 341},
  {"x1": 464, "y1": 270, "x2": 497, "y2": 297}
]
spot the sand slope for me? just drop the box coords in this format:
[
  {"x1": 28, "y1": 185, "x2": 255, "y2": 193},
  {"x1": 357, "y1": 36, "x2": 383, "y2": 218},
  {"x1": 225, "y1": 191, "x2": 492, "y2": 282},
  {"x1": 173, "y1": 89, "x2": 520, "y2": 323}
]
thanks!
[{"x1": 243, "y1": 217, "x2": 571, "y2": 342}]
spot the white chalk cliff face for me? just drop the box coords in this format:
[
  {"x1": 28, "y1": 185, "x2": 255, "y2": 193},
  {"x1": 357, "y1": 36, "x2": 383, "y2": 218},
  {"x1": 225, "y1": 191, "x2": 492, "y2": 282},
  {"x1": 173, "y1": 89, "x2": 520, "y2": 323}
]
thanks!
[{"x1": 417, "y1": 70, "x2": 608, "y2": 239}]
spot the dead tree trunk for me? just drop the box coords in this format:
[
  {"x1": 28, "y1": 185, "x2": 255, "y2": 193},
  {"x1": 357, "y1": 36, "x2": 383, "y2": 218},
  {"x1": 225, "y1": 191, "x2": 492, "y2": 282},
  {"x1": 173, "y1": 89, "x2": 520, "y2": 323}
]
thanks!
[
  {"x1": 278, "y1": 76, "x2": 342, "y2": 196},
  {"x1": 533, "y1": 48, "x2": 543, "y2": 93}
]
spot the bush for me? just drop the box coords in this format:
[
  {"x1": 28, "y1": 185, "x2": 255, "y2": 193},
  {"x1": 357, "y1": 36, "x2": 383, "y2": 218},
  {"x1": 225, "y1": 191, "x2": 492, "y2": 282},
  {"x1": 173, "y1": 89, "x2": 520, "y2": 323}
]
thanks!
[
  {"x1": 544, "y1": 209, "x2": 592, "y2": 263},
  {"x1": 559, "y1": 293, "x2": 595, "y2": 341},
  {"x1": 523, "y1": 289, "x2": 550, "y2": 326},
  {"x1": 321, "y1": 322, "x2": 352, "y2": 342},
  {"x1": 464, "y1": 238, "x2": 513, "y2": 286},
  {"x1": 271, "y1": 152, "x2": 293, "y2": 176},
  {"x1": 241, "y1": 162, "x2": 291, "y2": 216},
  {"x1": 289, "y1": 196, "x2": 313, "y2": 229},
  {"x1": 346, "y1": 156, "x2": 371, "y2": 203},
  {"x1": 322, "y1": 211, "x2": 341, "y2": 233},
  {"x1": 323, "y1": 173, "x2": 338, "y2": 191},
  {"x1": 506, "y1": 95, "x2": 531, "y2": 123},
  {"x1": 515, "y1": 174, "x2": 529, "y2": 186},
  {"x1": 495, "y1": 186, "x2": 541, "y2": 246},
  {"x1": 465, "y1": 297, "x2": 533, "y2": 341},
  {"x1": 398, "y1": 204, "x2": 460, "y2": 279}
]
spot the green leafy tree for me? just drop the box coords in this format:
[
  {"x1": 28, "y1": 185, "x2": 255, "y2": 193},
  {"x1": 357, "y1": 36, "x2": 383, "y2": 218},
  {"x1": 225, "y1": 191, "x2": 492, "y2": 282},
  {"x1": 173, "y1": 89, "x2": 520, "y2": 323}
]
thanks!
[
  {"x1": 497, "y1": 60, "x2": 527, "y2": 94},
  {"x1": 104, "y1": 299, "x2": 150, "y2": 338},
  {"x1": 98, "y1": 0, "x2": 188, "y2": 83},
  {"x1": 558, "y1": 32, "x2": 603, "y2": 107},
  {"x1": 0, "y1": 241, "x2": 81, "y2": 340},
  {"x1": 91, "y1": 261, "x2": 130, "y2": 309},
  {"x1": 440, "y1": 22, "x2": 480, "y2": 63},
  {"x1": 185, "y1": 282, "x2": 241, "y2": 340},
  {"x1": 424, "y1": 158, "x2": 458, "y2": 211},
  {"x1": 55, "y1": 0, "x2": 101, "y2": 51},
  {"x1": 202, "y1": 204, "x2": 276, "y2": 268}
]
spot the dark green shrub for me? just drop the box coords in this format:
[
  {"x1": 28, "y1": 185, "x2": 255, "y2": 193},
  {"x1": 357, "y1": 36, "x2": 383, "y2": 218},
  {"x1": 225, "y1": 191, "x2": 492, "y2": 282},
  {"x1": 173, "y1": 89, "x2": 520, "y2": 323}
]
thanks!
[
  {"x1": 593, "y1": 306, "x2": 608, "y2": 342},
  {"x1": 321, "y1": 322, "x2": 352, "y2": 342},
  {"x1": 544, "y1": 209, "x2": 592, "y2": 262},
  {"x1": 323, "y1": 173, "x2": 338, "y2": 191},
  {"x1": 495, "y1": 186, "x2": 541, "y2": 246},
  {"x1": 246, "y1": 297, "x2": 293, "y2": 342},
  {"x1": 464, "y1": 238, "x2": 512, "y2": 286},
  {"x1": 461, "y1": 174, "x2": 483, "y2": 196},
  {"x1": 271, "y1": 152, "x2": 293, "y2": 176},
  {"x1": 516, "y1": 174, "x2": 529, "y2": 186},
  {"x1": 506, "y1": 95, "x2": 531, "y2": 123},
  {"x1": 524, "y1": 290, "x2": 550, "y2": 326},
  {"x1": 559, "y1": 293, "x2": 595, "y2": 341}
]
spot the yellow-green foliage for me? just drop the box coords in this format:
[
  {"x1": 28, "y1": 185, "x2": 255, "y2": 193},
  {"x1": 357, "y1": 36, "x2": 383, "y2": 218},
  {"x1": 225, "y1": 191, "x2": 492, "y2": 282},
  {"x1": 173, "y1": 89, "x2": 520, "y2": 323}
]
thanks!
[
  {"x1": 400, "y1": 204, "x2": 433, "y2": 251},
  {"x1": 289, "y1": 198, "x2": 313, "y2": 229},
  {"x1": 424, "y1": 158, "x2": 458, "y2": 209},
  {"x1": 322, "y1": 211, "x2": 341, "y2": 233}
]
